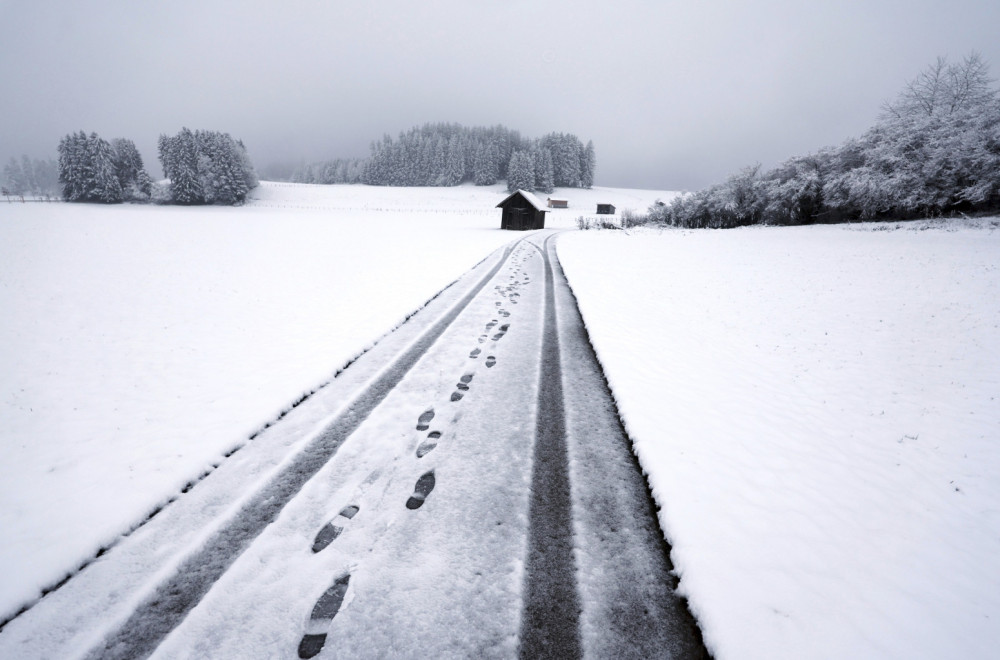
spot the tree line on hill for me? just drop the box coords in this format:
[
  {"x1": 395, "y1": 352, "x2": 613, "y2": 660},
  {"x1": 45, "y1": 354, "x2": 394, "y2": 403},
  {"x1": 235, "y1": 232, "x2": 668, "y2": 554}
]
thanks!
[
  {"x1": 291, "y1": 123, "x2": 595, "y2": 193},
  {"x1": 643, "y1": 53, "x2": 1000, "y2": 228},
  {"x1": 52, "y1": 128, "x2": 257, "y2": 205}
]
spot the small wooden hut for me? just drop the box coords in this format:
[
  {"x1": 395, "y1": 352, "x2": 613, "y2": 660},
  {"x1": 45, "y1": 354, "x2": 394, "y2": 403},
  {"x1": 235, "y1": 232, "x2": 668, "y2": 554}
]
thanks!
[
  {"x1": 596, "y1": 203, "x2": 616, "y2": 215},
  {"x1": 497, "y1": 190, "x2": 547, "y2": 230},
  {"x1": 547, "y1": 197, "x2": 569, "y2": 208}
]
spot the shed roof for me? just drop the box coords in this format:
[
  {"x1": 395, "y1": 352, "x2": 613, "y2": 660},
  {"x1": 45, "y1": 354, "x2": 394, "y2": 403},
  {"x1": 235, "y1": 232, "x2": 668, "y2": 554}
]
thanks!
[{"x1": 496, "y1": 189, "x2": 547, "y2": 212}]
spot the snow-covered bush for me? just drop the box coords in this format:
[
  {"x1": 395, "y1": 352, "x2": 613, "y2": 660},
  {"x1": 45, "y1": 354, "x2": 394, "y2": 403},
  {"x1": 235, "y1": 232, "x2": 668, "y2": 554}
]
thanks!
[
  {"x1": 620, "y1": 208, "x2": 650, "y2": 228},
  {"x1": 652, "y1": 52, "x2": 1000, "y2": 227}
]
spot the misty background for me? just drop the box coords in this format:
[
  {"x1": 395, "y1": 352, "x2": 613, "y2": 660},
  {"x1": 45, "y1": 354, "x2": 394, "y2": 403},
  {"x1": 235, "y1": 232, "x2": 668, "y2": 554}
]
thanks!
[{"x1": 1, "y1": 0, "x2": 998, "y2": 191}]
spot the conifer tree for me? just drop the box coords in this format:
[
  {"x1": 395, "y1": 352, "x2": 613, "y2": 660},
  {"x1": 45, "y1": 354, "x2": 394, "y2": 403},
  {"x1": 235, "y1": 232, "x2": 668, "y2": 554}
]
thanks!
[
  {"x1": 157, "y1": 128, "x2": 256, "y2": 204},
  {"x1": 89, "y1": 133, "x2": 123, "y2": 203},
  {"x1": 111, "y1": 138, "x2": 152, "y2": 199},
  {"x1": 57, "y1": 131, "x2": 124, "y2": 203},
  {"x1": 534, "y1": 148, "x2": 555, "y2": 193},
  {"x1": 580, "y1": 140, "x2": 596, "y2": 189},
  {"x1": 163, "y1": 128, "x2": 204, "y2": 204},
  {"x1": 506, "y1": 150, "x2": 535, "y2": 192},
  {"x1": 3, "y1": 157, "x2": 25, "y2": 195},
  {"x1": 19, "y1": 155, "x2": 36, "y2": 194}
]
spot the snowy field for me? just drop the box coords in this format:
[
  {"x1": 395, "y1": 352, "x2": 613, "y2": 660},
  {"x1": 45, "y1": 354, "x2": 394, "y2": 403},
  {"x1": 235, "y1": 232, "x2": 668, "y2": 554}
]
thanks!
[
  {"x1": 5, "y1": 183, "x2": 997, "y2": 658},
  {"x1": 557, "y1": 221, "x2": 1000, "y2": 659},
  {"x1": 0, "y1": 181, "x2": 668, "y2": 625}
]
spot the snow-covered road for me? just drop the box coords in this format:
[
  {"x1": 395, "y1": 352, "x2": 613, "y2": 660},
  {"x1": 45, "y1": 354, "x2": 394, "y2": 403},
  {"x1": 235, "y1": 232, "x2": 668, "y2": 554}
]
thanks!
[{"x1": 0, "y1": 230, "x2": 705, "y2": 658}]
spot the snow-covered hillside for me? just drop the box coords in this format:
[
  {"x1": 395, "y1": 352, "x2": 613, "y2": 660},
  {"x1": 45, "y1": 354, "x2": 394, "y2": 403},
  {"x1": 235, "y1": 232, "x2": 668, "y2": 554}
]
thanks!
[
  {"x1": 0, "y1": 181, "x2": 670, "y2": 625},
  {"x1": 557, "y1": 221, "x2": 1000, "y2": 658}
]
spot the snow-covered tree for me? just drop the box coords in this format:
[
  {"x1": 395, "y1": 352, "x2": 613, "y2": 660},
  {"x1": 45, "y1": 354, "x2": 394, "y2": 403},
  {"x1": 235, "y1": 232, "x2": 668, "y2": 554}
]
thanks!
[
  {"x1": 344, "y1": 123, "x2": 590, "y2": 189},
  {"x1": 111, "y1": 138, "x2": 152, "y2": 200},
  {"x1": 160, "y1": 128, "x2": 203, "y2": 204},
  {"x1": 580, "y1": 140, "x2": 596, "y2": 188},
  {"x1": 506, "y1": 150, "x2": 535, "y2": 192},
  {"x1": 88, "y1": 134, "x2": 123, "y2": 203},
  {"x1": 157, "y1": 128, "x2": 257, "y2": 205},
  {"x1": 652, "y1": 52, "x2": 1000, "y2": 227},
  {"x1": 473, "y1": 142, "x2": 500, "y2": 185},
  {"x1": 57, "y1": 131, "x2": 124, "y2": 203},
  {"x1": 882, "y1": 52, "x2": 995, "y2": 120},
  {"x1": 2, "y1": 157, "x2": 26, "y2": 195},
  {"x1": 533, "y1": 148, "x2": 554, "y2": 193}
]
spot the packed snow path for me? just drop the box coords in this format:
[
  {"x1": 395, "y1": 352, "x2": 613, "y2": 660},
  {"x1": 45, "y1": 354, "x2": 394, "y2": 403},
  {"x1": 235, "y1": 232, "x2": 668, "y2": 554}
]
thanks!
[{"x1": 0, "y1": 230, "x2": 706, "y2": 659}]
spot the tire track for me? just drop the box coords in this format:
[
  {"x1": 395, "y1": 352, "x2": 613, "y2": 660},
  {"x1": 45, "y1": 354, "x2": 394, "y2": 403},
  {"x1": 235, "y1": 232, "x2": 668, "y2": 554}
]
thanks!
[
  {"x1": 519, "y1": 231, "x2": 709, "y2": 659},
  {"x1": 82, "y1": 238, "x2": 528, "y2": 660},
  {"x1": 549, "y1": 235, "x2": 710, "y2": 658},
  {"x1": 519, "y1": 232, "x2": 583, "y2": 659}
]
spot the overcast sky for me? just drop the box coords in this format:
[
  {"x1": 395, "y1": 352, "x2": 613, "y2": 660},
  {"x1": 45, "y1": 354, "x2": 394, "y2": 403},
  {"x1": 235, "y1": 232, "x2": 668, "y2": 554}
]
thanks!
[{"x1": 1, "y1": 0, "x2": 999, "y2": 190}]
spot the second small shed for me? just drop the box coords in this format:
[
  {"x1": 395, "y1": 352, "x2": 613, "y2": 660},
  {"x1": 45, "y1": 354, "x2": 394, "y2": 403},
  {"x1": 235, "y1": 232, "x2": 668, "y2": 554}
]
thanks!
[{"x1": 497, "y1": 190, "x2": 547, "y2": 230}]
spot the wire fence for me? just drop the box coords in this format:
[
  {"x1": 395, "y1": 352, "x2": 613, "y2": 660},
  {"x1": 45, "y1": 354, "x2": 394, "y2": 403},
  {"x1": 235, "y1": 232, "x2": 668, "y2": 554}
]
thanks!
[{"x1": 2, "y1": 194, "x2": 62, "y2": 203}]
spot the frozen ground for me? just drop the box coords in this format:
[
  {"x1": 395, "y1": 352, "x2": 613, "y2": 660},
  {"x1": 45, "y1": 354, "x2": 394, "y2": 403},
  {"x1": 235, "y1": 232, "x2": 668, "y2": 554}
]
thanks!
[
  {"x1": 557, "y1": 220, "x2": 1000, "y2": 659},
  {"x1": 6, "y1": 182, "x2": 995, "y2": 658},
  {"x1": 0, "y1": 181, "x2": 668, "y2": 625}
]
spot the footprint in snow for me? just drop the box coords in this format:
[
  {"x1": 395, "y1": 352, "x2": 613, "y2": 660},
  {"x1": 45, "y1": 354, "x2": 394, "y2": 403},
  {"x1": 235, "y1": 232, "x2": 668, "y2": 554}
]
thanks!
[
  {"x1": 416, "y1": 431, "x2": 441, "y2": 458},
  {"x1": 492, "y1": 324, "x2": 510, "y2": 341},
  {"x1": 298, "y1": 573, "x2": 350, "y2": 659},
  {"x1": 469, "y1": 347, "x2": 481, "y2": 359},
  {"x1": 416, "y1": 408, "x2": 435, "y2": 431},
  {"x1": 451, "y1": 373, "x2": 474, "y2": 401},
  {"x1": 406, "y1": 471, "x2": 436, "y2": 510},
  {"x1": 311, "y1": 505, "x2": 360, "y2": 553},
  {"x1": 485, "y1": 355, "x2": 496, "y2": 368}
]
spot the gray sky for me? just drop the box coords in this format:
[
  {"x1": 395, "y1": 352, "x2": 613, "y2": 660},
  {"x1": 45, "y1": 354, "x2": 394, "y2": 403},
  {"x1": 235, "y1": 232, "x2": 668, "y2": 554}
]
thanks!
[{"x1": 1, "y1": 0, "x2": 998, "y2": 190}]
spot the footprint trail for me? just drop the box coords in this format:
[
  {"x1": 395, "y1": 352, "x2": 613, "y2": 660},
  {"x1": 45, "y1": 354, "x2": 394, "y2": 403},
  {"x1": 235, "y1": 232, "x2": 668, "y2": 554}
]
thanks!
[
  {"x1": 405, "y1": 471, "x2": 436, "y2": 510},
  {"x1": 311, "y1": 505, "x2": 360, "y2": 553},
  {"x1": 298, "y1": 573, "x2": 351, "y2": 659}
]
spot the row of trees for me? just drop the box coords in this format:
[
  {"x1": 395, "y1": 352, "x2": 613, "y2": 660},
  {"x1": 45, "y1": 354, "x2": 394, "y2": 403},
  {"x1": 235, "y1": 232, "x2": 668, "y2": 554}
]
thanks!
[
  {"x1": 157, "y1": 128, "x2": 258, "y2": 205},
  {"x1": 57, "y1": 132, "x2": 153, "y2": 203},
  {"x1": 2, "y1": 156, "x2": 60, "y2": 197},
  {"x1": 648, "y1": 53, "x2": 1000, "y2": 228},
  {"x1": 55, "y1": 128, "x2": 257, "y2": 205},
  {"x1": 291, "y1": 123, "x2": 595, "y2": 192},
  {"x1": 506, "y1": 133, "x2": 595, "y2": 193}
]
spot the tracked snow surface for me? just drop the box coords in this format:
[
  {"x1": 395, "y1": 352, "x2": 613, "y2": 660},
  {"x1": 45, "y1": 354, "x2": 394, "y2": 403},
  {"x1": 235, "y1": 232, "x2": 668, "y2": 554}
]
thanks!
[
  {"x1": 5, "y1": 180, "x2": 995, "y2": 658},
  {"x1": 557, "y1": 220, "x2": 1000, "y2": 659},
  {"x1": 0, "y1": 183, "x2": 700, "y2": 658},
  {"x1": 0, "y1": 224, "x2": 703, "y2": 658}
]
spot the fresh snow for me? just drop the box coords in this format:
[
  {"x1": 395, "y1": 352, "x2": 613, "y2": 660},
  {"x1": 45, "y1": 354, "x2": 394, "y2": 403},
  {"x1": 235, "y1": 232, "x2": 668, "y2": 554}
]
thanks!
[
  {"x1": 4, "y1": 182, "x2": 996, "y2": 658},
  {"x1": 0, "y1": 182, "x2": 666, "y2": 625},
  {"x1": 556, "y1": 221, "x2": 1000, "y2": 659}
]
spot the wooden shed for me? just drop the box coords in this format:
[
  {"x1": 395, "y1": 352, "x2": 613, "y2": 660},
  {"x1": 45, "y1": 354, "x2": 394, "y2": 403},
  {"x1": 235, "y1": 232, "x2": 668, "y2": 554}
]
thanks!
[
  {"x1": 497, "y1": 190, "x2": 547, "y2": 230},
  {"x1": 596, "y1": 203, "x2": 616, "y2": 215},
  {"x1": 547, "y1": 197, "x2": 568, "y2": 208}
]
